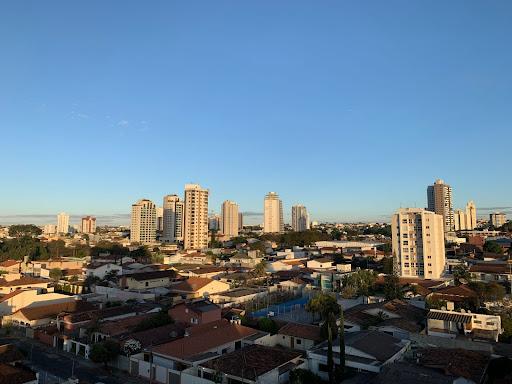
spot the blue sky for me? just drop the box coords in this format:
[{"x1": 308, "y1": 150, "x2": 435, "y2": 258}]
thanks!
[{"x1": 1, "y1": 1, "x2": 511, "y2": 225}]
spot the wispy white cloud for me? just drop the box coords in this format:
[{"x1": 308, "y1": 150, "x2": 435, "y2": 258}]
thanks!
[{"x1": 117, "y1": 120, "x2": 129, "y2": 126}]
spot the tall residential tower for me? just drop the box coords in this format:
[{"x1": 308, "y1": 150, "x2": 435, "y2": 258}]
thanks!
[
  {"x1": 427, "y1": 179, "x2": 454, "y2": 232},
  {"x1": 264, "y1": 192, "x2": 283, "y2": 233},
  {"x1": 130, "y1": 199, "x2": 157, "y2": 244},
  {"x1": 57, "y1": 212, "x2": 70, "y2": 234},
  {"x1": 184, "y1": 184, "x2": 209, "y2": 250},
  {"x1": 392, "y1": 208, "x2": 445, "y2": 279},
  {"x1": 292, "y1": 205, "x2": 310, "y2": 232},
  {"x1": 221, "y1": 200, "x2": 239, "y2": 238},
  {"x1": 162, "y1": 195, "x2": 184, "y2": 243}
]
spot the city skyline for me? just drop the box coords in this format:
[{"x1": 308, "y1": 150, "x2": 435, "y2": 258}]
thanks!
[{"x1": 1, "y1": 2, "x2": 511, "y2": 223}]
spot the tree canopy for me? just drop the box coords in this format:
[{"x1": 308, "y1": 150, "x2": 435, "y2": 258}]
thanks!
[
  {"x1": 8, "y1": 225, "x2": 42, "y2": 238},
  {"x1": 483, "y1": 241, "x2": 504, "y2": 254}
]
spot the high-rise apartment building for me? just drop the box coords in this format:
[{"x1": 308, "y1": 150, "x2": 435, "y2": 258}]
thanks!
[
  {"x1": 427, "y1": 179, "x2": 454, "y2": 232},
  {"x1": 490, "y1": 212, "x2": 507, "y2": 228},
  {"x1": 221, "y1": 200, "x2": 239, "y2": 238},
  {"x1": 81, "y1": 216, "x2": 97, "y2": 234},
  {"x1": 57, "y1": 212, "x2": 70, "y2": 234},
  {"x1": 209, "y1": 214, "x2": 221, "y2": 231},
  {"x1": 184, "y1": 184, "x2": 209, "y2": 250},
  {"x1": 156, "y1": 207, "x2": 164, "y2": 232},
  {"x1": 454, "y1": 201, "x2": 477, "y2": 231},
  {"x1": 292, "y1": 205, "x2": 310, "y2": 232},
  {"x1": 264, "y1": 192, "x2": 283, "y2": 233},
  {"x1": 162, "y1": 195, "x2": 184, "y2": 243},
  {"x1": 130, "y1": 199, "x2": 157, "y2": 244},
  {"x1": 392, "y1": 208, "x2": 445, "y2": 279},
  {"x1": 238, "y1": 212, "x2": 243, "y2": 231}
]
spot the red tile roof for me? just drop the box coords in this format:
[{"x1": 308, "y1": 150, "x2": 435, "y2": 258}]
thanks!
[
  {"x1": 0, "y1": 277, "x2": 48, "y2": 288},
  {"x1": 152, "y1": 319, "x2": 258, "y2": 360},
  {"x1": 171, "y1": 277, "x2": 214, "y2": 293},
  {"x1": 278, "y1": 323, "x2": 323, "y2": 341}
]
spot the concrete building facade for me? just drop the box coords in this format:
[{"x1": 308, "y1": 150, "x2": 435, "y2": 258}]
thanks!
[
  {"x1": 162, "y1": 195, "x2": 184, "y2": 243},
  {"x1": 184, "y1": 184, "x2": 209, "y2": 250},
  {"x1": 427, "y1": 179, "x2": 454, "y2": 232},
  {"x1": 264, "y1": 192, "x2": 283, "y2": 233},
  {"x1": 130, "y1": 199, "x2": 157, "y2": 244},
  {"x1": 392, "y1": 208, "x2": 446, "y2": 279},
  {"x1": 221, "y1": 200, "x2": 239, "y2": 238},
  {"x1": 57, "y1": 212, "x2": 70, "y2": 234},
  {"x1": 80, "y1": 216, "x2": 96, "y2": 234},
  {"x1": 291, "y1": 205, "x2": 310, "y2": 232}
]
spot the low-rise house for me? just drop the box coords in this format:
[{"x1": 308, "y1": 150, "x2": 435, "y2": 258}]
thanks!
[
  {"x1": 0, "y1": 288, "x2": 76, "y2": 316},
  {"x1": 308, "y1": 330, "x2": 410, "y2": 377},
  {"x1": 427, "y1": 309, "x2": 502, "y2": 342},
  {"x1": 129, "y1": 319, "x2": 268, "y2": 382},
  {"x1": 119, "y1": 323, "x2": 185, "y2": 355},
  {"x1": 84, "y1": 262, "x2": 123, "y2": 280},
  {"x1": 168, "y1": 300, "x2": 221, "y2": 326},
  {"x1": 178, "y1": 266, "x2": 227, "y2": 279},
  {"x1": 0, "y1": 276, "x2": 50, "y2": 294},
  {"x1": 426, "y1": 284, "x2": 478, "y2": 310},
  {"x1": 276, "y1": 322, "x2": 323, "y2": 351},
  {"x1": 179, "y1": 252, "x2": 210, "y2": 265},
  {"x1": 187, "y1": 344, "x2": 306, "y2": 384},
  {"x1": 169, "y1": 277, "x2": 230, "y2": 300},
  {"x1": 229, "y1": 253, "x2": 263, "y2": 268},
  {"x1": 119, "y1": 270, "x2": 180, "y2": 290},
  {"x1": 0, "y1": 260, "x2": 21, "y2": 274},
  {"x1": 344, "y1": 299, "x2": 427, "y2": 339},
  {"x1": 307, "y1": 258, "x2": 335, "y2": 270},
  {"x1": 210, "y1": 288, "x2": 267, "y2": 306},
  {"x1": 29, "y1": 259, "x2": 85, "y2": 277},
  {"x1": 469, "y1": 262, "x2": 512, "y2": 283},
  {"x1": 2, "y1": 300, "x2": 93, "y2": 328},
  {"x1": 266, "y1": 260, "x2": 293, "y2": 273}
]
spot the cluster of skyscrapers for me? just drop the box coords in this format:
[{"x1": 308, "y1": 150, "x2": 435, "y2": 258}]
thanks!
[
  {"x1": 392, "y1": 179, "x2": 479, "y2": 280},
  {"x1": 130, "y1": 187, "x2": 311, "y2": 248}
]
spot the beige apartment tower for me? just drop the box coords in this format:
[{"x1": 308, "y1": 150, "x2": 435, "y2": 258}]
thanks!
[
  {"x1": 221, "y1": 200, "x2": 239, "y2": 238},
  {"x1": 454, "y1": 201, "x2": 477, "y2": 231},
  {"x1": 392, "y1": 208, "x2": 445, "y2": 279},
  {"x1": 57, "y1": 212, "x2": 70, "y2": 234},
  {"x1": 292, "y1": 205, "x2": 310, "y2": 232},
  {"x1": 130, "y1": 199, "x2": 157, "y2": 245},
  {"x1": 490, "y1": 212, "x2": 507, "y2": 228},
  {"x1": 427, "y1": 179, "x2": 454, "y2": 232},
  {"x1": 81, "y1": 216, "x2": 97, "y2": 234},
  {"x1": 162, "y1": 195, "x2": 184, "y2": 243},
  {"x1": 264, "y1": 192, "x2": 284, "y2": 233},
  {"x1": 184, "y1": 184, "x2": 209, "y2": 250}
]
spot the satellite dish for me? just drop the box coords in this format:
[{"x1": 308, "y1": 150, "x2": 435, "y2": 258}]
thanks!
[
  {"x1": 459, "y1": 278, "x2": 468, "y2": 285},
  {"x1": 460, "y1": 309, "x2": 466, "y2": 313},
  {"x1": 441, "y1": 306, "x2": 446, "y2": 311}
]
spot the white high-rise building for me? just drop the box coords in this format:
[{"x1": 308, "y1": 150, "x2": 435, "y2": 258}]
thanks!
[
  {"x1": 292, "y1": 205, "x2": 310, "y2": 232},
  {"x1": 162, "y1": 195, "x2": 184, "y2": 243},
  {"x1": 221, "y1": 200, "x2": 239, "y2": 238},
  {"x1": 130, "y1": 199, "x2": 157, "y2": 245},
  {"x1": 466, "y1": 201, "x2": 477, "y2": 230},
  {"x1": 264, "y1": 192, "x2": 283, "y2": 233},
  {"x1": 454, "y1": 201, "x2": 477, "y2": 231},
  {"x1": 490, "y1": 212, "x2": 507, "y2": 228},
  {"x1": 392, "y1": 208, "x2": 445, "y2": 280},
  {"x1": 427, "y1": 179, "x2": 454, "y2": 232},
  {"x1": 184, "y1": 184, "x2": 209, "y2": 250},
  {"x1": 57, "y1": 212, "x2": 70, "y2": 234},
  {"x1": 81, "y1": 216, "x2": 96, "y2": 234}
]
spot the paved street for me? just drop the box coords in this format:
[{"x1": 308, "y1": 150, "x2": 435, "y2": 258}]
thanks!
[{"x1": 0, "y1": 337, "x2": 146, "y2": 384}]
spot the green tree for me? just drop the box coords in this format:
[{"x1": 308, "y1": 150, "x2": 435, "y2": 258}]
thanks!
[
  {"x1": 89, "y1": 340, "x2": 120, "y2": 366},
  {"x1": 327, "y1": 313, "x2": 334, "y2": 384},
  {"x1": 483, "y1": 241, "x2": 503, "y2": 254},
  {"x1": 453, "y1": 264, "x2": 471, "y2": 285},
  {"x1": 130, "y1": 246, "x2": 152, "y2": 263},
  {"x1": 306, "y1": 292, "x2": 340, "y2": 322},
  {"x1": 336, "y1": 305, "x2": 345, "y2": 381},
  {"x1": 49, "y1": 268, "x2": 63, "y2": 282},
  {"x1": 133, "y1": 311, "x2": 174, "y2": 332},
  {"x1": 8, "y1": 225, "x2": 42, "y2": 238},
  {"x1": 257, "y1": 317, "x2": 279, "y2": 334},
  {"x1": 383, "y1": 273, "x2": 402, "y2": 300},
  {"x1": 251, "y1": 260, "x2": 267, "y2": 277}
]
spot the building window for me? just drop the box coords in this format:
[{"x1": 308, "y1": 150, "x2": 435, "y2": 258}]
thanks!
[{"x1": 296, "y1": 339, "x2": 302, "y2": 344}]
